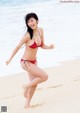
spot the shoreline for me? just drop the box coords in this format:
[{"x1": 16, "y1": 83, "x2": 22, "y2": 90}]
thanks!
[{"x1": 0, "y1": 57, "x2": 78, "y2": 78}]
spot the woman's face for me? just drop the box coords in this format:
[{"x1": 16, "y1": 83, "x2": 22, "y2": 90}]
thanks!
[{"x1": 27, "y1": 17, "x2": 38, "y2": 30}]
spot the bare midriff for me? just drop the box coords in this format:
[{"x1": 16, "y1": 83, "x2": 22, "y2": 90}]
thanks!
[{"x1": 22, "y1": 46, "x2": 38, "y2": 61}]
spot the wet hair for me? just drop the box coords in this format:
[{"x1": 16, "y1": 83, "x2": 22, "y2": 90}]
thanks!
[{"x1": 25, "y1": 13, "x2": 39, "y2": 39}]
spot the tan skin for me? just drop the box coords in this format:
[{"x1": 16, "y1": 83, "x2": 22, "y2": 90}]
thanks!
[{"x1": 6, "y1": 17, "x2": 55, "y2": 108}]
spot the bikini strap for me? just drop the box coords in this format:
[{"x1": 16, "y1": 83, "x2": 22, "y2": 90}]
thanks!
[{"x1": 38, "y1": 30, "x2": 41, "y2": 38}]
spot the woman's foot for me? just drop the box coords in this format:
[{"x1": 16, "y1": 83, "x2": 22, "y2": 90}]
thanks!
[{"x1": 24, "y1": 99, "x2": 30, "y2": 108}]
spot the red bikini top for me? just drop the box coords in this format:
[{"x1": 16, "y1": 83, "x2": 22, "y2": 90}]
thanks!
[
  {"x1": 29, "y1": 30, "x2": 43, "y2": 49},
  {"x1": 29, "y1": 41, "x2": 43, "y2": 49}
]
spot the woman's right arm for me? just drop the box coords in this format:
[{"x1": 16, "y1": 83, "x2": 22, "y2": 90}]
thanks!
[{"x1": 6, "y1": 33, "x2": 29, "y2": 65}]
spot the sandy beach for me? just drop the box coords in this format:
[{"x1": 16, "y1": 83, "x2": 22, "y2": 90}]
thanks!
[{"x1": 0, "y1": 58, "x2": 80, "y2": 113}]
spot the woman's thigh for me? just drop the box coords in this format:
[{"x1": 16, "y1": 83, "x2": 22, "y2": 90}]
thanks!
[
  {"x1": 28, "y1": 72, "x2": 37, "y2": 81},
  {"x1": 20, "y1": 61, "x2": 48, "y2": 78}
]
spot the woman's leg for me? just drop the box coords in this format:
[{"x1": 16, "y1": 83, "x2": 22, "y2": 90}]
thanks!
[
  {"x1": 21, "y1": 61, "x2": 48, "y2": 88},
  {"x1": 24, "y1": 72, "x2": 37, "y2": 108},
  {"x1": 21, "y1": 61, "x2": 48, "y2": 107}
]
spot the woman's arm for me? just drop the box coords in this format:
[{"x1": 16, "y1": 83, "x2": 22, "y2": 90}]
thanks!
[
  {"x1": 6, "y1": 33, "x2": 29, "y2": 65},
  {"x1": 41, "y1": 28, "x2": 55, "y2": 49},
  {"x1": 41, "y1": 43, "x2": 55, "y2": 49}
]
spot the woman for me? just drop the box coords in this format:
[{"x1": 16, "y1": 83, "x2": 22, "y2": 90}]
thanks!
[{"x1": 6, "y1": 13, "x2": 55, "y2": 108}]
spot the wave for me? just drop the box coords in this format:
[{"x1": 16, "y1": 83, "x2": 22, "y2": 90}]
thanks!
[{"x1": 0, "y1": 0, "x2": 52, "y2": 6}]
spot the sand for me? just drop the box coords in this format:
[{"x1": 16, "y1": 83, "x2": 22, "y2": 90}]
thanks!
[{"x1": 0, "y1": 58, "x2": 80, "y2": 113}]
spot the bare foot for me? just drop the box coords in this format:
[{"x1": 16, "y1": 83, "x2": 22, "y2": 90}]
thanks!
[
  {"x1": 24, "y1": 99, "x2": 30, "y2": 108},
  {"x1": 24, "y1": 104, "x2": 30, "y2": 108},
  {"x1": 23, "y1": 84, "x2": 29, "y2": 89}
]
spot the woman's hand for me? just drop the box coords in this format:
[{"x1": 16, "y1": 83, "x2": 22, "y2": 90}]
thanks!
[
  {"x1": 6, "y1": 59, "x2": 11, "y2": 65},
  {"x1": 49, "y1": 44, "x2": 55, "y2": 49}
]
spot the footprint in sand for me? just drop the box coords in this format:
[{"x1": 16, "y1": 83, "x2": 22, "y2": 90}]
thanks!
[
  {"x1": 73, "y1": 76, "x2": 80, "y2": 82},
  {"x1": 30, "y1": 102, "x2": 44, "y2": 108},
  {"x1": 37, "y1": 84, "x2": 63, "y2": 91},
  {"x1": 46, "y1": 84, "x2": 63, "y2": 89}
]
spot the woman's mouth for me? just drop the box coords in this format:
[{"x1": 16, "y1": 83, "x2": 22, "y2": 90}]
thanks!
[{"x1": 31, "y1": 25, "x2": 35, "y2": 29}]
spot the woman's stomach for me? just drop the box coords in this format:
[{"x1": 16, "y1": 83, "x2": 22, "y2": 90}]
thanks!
[{"x1": 22, "y1": 47, "x2": 38, "y2": 60}]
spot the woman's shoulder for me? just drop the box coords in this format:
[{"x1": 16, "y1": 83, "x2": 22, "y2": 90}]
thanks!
[
  {"x1": 20, "y1": 32, "x2": 30, "y2": 44},
  {"x1": 39, "y1": 27, "x2": 44, "y2": 33},
  {"x1": 23, "y1": 32, "x2": 30, "y2": 40}
]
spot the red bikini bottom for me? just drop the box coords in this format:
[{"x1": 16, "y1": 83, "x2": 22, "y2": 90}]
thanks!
[{"x1": 20, "y1": 58, "x2": 36, "y2": 64}]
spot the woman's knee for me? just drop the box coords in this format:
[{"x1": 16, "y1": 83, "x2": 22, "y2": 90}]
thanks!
[{"x1": 43, "y1": 74, "x2": 48, "y2": 81}]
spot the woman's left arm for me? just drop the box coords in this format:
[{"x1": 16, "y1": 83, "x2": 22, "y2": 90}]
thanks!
[
  {"x1": 42, "y1": 44, "x2": 55, "y2": 49},
  {"x1": 41, "y1": 28, "x2": 55, "y2": 49}
]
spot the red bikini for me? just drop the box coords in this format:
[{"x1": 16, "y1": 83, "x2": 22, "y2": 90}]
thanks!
[
  {"x1": 29, "y1": 30, "x2": 43, "y2": 49},
  {"x1": 29, "y1": 41, "x2": 43, "y2": 49},
  {"x1": 20, "y1": 30, "x2": 42, "y2": 64},
  {"x1": 20, "y1": 58, "x2": 36, "y2": 64}
]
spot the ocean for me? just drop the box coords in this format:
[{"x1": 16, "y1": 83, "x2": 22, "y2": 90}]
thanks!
[
  {"x1": 0, "y1": 0, "x2": 80, "y2": 77},
  {"x1": 0, "y1": 0, "x2": 53, "y2": 6}
]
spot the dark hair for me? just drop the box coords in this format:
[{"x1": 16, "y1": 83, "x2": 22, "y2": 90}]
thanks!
[{"x1": 25, "y1": 13, "x2": 39, "y2": 39}]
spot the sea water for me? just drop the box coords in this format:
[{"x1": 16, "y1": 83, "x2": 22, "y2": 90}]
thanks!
[{"x1": 0, "y1": 0, "x2": 80, "y2": 77}]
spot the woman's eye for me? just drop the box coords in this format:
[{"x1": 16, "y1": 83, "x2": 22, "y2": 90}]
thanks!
[{"x1": 31, "y1": 20, "x2": 33, "y2": 22}]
